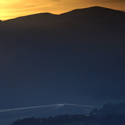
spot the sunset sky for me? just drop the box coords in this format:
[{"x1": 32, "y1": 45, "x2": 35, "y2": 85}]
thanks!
[{"x1": 0, "y1": 0, "x2": 125, "y2": 20}]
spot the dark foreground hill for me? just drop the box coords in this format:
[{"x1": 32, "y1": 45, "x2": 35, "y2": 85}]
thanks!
[
  {"x1": 11, "y1": 113, "x2": 125, "y2": 125},
  {"x1": 11, "y1": 102, "x2": 125, "y2": 125},
  {"x1": 0, "y1": 6, "x2": 125, "y2": 125}
]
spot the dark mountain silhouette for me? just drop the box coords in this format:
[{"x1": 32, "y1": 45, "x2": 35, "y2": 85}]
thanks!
[
  {"x1": 60, "y1": 6, "x2": 125, "y2": 26},
  {"x1": 1, "y1": 13, "x2": 60, "y2": 31},
  {"x1": 1, "y1": 6, "x2": 125, "y2": 31},
  {"x1": 0, "y1": 6, "x2": 125, "y2": 103},
  {"x1": 0, "y1": 6, "x2": 125, "y2": 99}
]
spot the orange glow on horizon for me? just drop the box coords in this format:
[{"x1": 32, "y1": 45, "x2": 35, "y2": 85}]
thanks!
[{"x1": 0, "y1": 0, "x2": 125, "y2": 21}]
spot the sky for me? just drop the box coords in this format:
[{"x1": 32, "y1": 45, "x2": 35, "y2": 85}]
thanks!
[{"x1": 1, "y1": 0, "x2": 125, "y2": 20}]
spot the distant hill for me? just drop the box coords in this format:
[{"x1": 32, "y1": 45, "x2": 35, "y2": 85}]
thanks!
[{"x1": 1, "y1": 6, "x2": 125, "y2": 31}]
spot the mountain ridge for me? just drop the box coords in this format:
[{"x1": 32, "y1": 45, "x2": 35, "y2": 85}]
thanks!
[
  {"x1": 1, "y1": 6, "x2": 125, "y2": 31},
  {"x1": 2, "y1": 6, "x2": 125, "y2": 22}
]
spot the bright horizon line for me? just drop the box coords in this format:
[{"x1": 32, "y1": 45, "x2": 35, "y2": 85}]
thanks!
[{"x1": 0, "y1": 103, "x2": 101, "y2": 113}]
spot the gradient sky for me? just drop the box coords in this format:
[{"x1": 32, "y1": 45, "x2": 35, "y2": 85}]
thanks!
[{"x1": 1, "y1": 0, "x2": 125, "y2": 20}]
